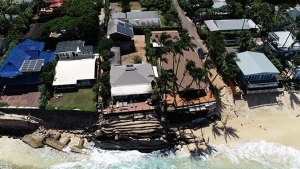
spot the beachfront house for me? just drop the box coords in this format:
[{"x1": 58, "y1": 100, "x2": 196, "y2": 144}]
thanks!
[
  {"x1": 52, "y1": 40, "x2": 95, "y2": 89},
  {"x1": 161, "y1": 50, "x2": 216, "y2": 113},
  {"x1": 267, "y1": 31, "x2": 300, "y2": 57},
  {"x1": 235, "y1": 51, "x2": 284, "y2": 94},
  {"x1": 110, "y1": 63, "x2": 154, "y2": 101},
  {"x1": 0, "y1": 38, "x2": 55, "y2": 91},
  {"x1": 106, "y1": 63, "x2": 156, "y2": 114},
  {"x1": 204, "y1": 19, "x2": 258, "y2": 32}
]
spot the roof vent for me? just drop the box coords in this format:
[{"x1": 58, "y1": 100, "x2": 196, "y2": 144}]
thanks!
[{"x1": 125, "y1": 64, "x2": 135, "y2": 71}]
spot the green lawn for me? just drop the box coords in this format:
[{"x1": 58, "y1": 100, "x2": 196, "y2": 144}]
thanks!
[{"x1": 48, "y1": 88, "x2": 95, "y2": 111}]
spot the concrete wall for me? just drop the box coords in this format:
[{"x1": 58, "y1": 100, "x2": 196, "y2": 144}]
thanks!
[
  {"x1": 0, "y1": 108, "x2": 101, "y2": 130},
  {"x1": 0, "y1": 118, "x2": 29, "y2": 129}
]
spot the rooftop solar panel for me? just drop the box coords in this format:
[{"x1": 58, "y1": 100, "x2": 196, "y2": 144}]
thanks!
[{"x1": 19, "y1": 59, "x2": 44, "y2": 72}]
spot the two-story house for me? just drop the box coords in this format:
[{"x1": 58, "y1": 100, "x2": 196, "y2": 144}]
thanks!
[
  {"x1": 105, "y1": 63, "x2": 156, "y2": 114},
  {"x1": 0, "y1": 38, "x2": 54, "y2": 91},
  {"x1": 162, "y1": 50, "x2": 216, "y2": 113},
  {"x1": 267, "y1": 31, "x2": 300, "y2": 57},
  {"x1": 235, "y1": 51, "x2": 284, "y2": 94}
]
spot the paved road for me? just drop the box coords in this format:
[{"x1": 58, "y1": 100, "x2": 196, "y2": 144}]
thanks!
[
  {"x1": 173, "y1": 0, "x2": 203, "y2": 50},
  {"x1": 173, "y1": 0, "x2": 227, "y2": 88}
]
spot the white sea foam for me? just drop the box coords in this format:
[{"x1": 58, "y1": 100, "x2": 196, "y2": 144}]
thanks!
[
  {"x1": 208, "y1": 140, "x2": 300, "y2": 169},
  {"x1": 1, "y1": 138, "x2": 300, "y2": 169}
]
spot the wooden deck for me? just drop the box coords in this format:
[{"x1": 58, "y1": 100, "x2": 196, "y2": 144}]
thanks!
[{"x1": 104, "y1": 100, "x2": 155, "y2": 115}]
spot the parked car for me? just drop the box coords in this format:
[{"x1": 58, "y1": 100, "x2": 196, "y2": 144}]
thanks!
[{"x1": 198, "y1": 47, "x2": 205, "y2": 59}]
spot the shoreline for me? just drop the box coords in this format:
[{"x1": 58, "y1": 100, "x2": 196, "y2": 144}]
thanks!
[{"x1": 176, "y1": 88, "x2": 300, "y2": 155}]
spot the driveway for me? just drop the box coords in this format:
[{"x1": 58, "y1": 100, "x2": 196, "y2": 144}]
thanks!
[{"x1": 173, "y1": 0, "x2": 203, "y2": 49}]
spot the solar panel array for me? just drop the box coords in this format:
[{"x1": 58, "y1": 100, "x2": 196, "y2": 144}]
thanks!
[
  {"x1": 19, "y1": 59, "x2": 44, "y2": 72},
  {"x1": 116, "y1": 21, "x2": 134, "y2": 37}
]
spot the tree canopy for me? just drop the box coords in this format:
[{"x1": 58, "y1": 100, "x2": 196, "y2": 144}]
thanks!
[
  {"x1": 40, "y1": 0, "x2": 103, "y2": 42},
  {"x1": 60, "y1": 0, "x2": 103, "y2": 16}
]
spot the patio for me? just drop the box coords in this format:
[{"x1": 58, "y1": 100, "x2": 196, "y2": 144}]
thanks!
[
  {"x1": 103, "y1": 99, "x2": 155, "y2": 115},
  {"x1": 0, "y1": 92, "x2": 40, "y2": 107}
]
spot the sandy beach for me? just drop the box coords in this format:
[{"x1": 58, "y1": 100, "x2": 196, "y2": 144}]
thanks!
[{"x1": 177, "y1": 87, "x2": 300, "y2": 154}]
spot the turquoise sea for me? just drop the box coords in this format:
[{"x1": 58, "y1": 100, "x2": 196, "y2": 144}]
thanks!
[{"x1": 1, "y1": 137, "x2": 300, "y2": 169}]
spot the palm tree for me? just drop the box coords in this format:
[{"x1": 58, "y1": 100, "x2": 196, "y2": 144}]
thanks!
[
  {"x1": 202, "y1": 59, "x2": 215, "y2": 86},
  {"x1": 292, "y1": 55, "x2": 300, "y2": 66},
  {"x1": 151, "y1": 32, "x2": 173, "y2": 56},
  {"x1": 157, "y1": 69, "x2": 177, "y2": 111},
  {"x1": 183, "y1": 60, "x2": 206, "y2": 97},
  {"x1": 211, "y1": 52, "x2": 240, "y2": 82},
  {"x1": 280, "y1": 17, "x2": 300, "y2": 55},
  {"x1": 149, "y1": 32, "x2": 173, "y2": 66},
  {"x1": 203, "y1": 32, "x2": 226, "y2": 61},
  {"x1": 178, "y1": 28, "x2": 197, "y2": 51},
  {"x1": 238, "y1": 30, "x2": 253, "y2": 51}
]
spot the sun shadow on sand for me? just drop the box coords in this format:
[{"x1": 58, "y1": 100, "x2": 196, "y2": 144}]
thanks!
[
  {"x1": 224, "y1": 126, "x2": 239, "y2": 143},
  {"x1": 242, "y1": 93, "x2": 279, "y2": 108},
  {"x1": 290, "y1": 92, "x2": 300, "y2": 109},
  {"x1": 211, "y1": 122, "x2": 224, "y2": 139}
]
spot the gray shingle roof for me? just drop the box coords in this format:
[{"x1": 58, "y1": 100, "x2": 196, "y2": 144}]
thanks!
[
  {"x1": 126, "y1": 11, "x2": 159, "y2": 19},
  {"x1": 80, "y1": 46, "x2": 93, "y2": 53},
  {"x1": 55, "y1": 40, "x2": 93, "y2": 53},
  {"x1": 107, "y1": 19, "x2": 134, "y2": 37},
  {"x1": 112, "y1": 12, "x2": 126, "y2": 19},
  {"x1": 236, "y1": 51, "x2": 280, "y2": 76},
  {"x1": 110, "y1": 64, "x2": 154, "y2": 86}
]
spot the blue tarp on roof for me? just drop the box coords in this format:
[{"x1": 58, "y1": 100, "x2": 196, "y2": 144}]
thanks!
[
  {"x1": 39, "y1": 51, "x2": 55, "y2": 63},
  {"x1": 25, "y1": 50, "x2": 39, "y2": 60},
  {"x1": 0, "y1": 38, "x2": 54, "y2": 85},
  {"x1": 21, "y1": 38, "x2": 45, "y2": 51},
  {"x1": 0, "y1": 62, "x2": 23, "y2": 78}
]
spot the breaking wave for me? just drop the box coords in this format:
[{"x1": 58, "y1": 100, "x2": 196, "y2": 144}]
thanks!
[{"x1": 1, "y1": 137, "x2": 300, "y2": 169}]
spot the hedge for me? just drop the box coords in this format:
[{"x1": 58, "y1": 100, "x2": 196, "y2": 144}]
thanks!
[
  {"x1": 45, "y1": 104, "x2": 96, "y2": 112},
  {"x1": 133, "y1": 26, "x2": 182, "y2": 35}
]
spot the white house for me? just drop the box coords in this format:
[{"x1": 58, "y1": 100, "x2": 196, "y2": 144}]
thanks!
[
  {"x1": 110, "y1": 64, "x2": 155, "y2": 101},
  {"x1": 53, "y1": 40, "x2": 95, "y2": 89}
]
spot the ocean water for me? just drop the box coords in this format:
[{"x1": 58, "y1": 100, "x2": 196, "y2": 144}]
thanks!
[{"x1": 0, "y1": 137, "x2": 300, "y2": 169}]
